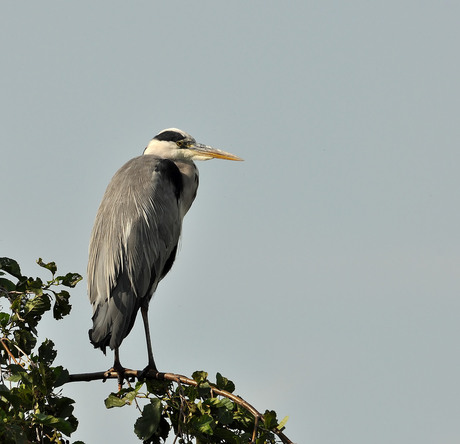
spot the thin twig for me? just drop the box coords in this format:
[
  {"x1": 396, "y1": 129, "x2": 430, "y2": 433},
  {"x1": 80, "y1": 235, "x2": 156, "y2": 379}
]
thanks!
[{"x1": 1, "y1": 338, "x2": 24, "y2": 367}]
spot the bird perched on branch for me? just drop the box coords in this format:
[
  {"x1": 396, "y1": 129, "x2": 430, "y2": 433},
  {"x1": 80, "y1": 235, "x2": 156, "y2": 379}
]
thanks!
[{"x1": 87, "y1": 128, "x2": 242, "y2": 376}]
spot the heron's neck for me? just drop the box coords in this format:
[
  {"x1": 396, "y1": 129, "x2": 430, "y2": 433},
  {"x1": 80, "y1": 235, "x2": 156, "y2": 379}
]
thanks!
[{"x1": 175, "y1": 161, "x2": 199, "y2": 217}]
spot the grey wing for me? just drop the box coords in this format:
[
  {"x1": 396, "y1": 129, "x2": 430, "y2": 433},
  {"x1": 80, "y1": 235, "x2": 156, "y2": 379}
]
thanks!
[{"x1": 87, "y1": 156, "x2": 183, "y2": 351}]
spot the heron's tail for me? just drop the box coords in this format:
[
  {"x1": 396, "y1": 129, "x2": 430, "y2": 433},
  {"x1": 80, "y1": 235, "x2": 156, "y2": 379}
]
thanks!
[{"x1": 89, "y1": 287, "x2": 140, "y2": 354}]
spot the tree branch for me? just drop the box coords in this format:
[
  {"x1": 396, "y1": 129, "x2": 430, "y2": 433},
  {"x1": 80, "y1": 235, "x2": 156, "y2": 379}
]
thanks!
[{"x1": 67, "y1": 369, "x2": 294, "y2": 444}]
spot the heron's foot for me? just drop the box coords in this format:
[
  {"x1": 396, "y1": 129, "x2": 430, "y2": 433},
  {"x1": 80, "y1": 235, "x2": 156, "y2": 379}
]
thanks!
[
  {"x1": 139, "y1": 363, "x2": 159, "y2": 380},
  {"x1": 103, "y1": 363, "x2": 127, "y2": 390}
]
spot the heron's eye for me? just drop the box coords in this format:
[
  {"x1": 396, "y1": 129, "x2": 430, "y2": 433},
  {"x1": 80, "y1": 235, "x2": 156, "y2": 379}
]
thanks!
[{"x1": 176, "y1": 140, "x2": 187, "y2": 148}]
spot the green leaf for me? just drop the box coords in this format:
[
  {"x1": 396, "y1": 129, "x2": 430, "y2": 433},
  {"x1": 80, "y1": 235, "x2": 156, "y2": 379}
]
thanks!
[
  {"x1": 104, "y1": 386, "x2": 140, "y2": 409},
  {"x1": 233, "y1": 404, "x2": 255, "y2": 429},
  {"x1": 24, "y1": 293, "x2": 51, "y2": 320},
  {"x1": 25, "y1": 277, "x2": 44, "y2": 294},
  {"x1": 0, "y1": 257, "x2": 22, "y2": 279},
  {"x1": 53, "y1": 366, "x2": 70, "y2": 387},
  {"x1": 277, "y1": 415, "x2": 289, "y2": 430},
  {"x1": 53, "y1": 396, "x2": 76, "y2": 419},
  {"x1": 202, "y1": 397, "x2": 234, "y2": 425},
  {"x1": 145, "y1": 378, "x2": 170, "y2": 396},
  {"x1": 105, "y1": 392, "x2": 131, "y2": 408},
  {"x1": 5, "y1": 364, "x2": 26, "y2": 382},
  {"x1": 0, "y1": 384, "x2": 24, "y2": 407},
  {"x1": 0, "y1": 312, "x2": 10, "y2": 327},
  {"x1": 191, "y1": 413, "x2": 215, "y2": 435},
  {"x1": 53, "y1": 290, "x2": 72, "y2": 319},
  {"x1": 57, "y1": 272, "x2": 83, "y2": 288},
  {"x1": 262, "y1": 410, "x2": 278, "y2": 429},
  {"x1": 38, "y1": 339, "x2": 57, "y2": 366},
  {"x1": 33, "y1": 413, "x2": 74, "y2": 435},
  {"x1": 37, "y1": 258, "x2": 57, "y2": 275},
  {"x1": 0, "y1": 277, "x2": 16, "y2": 292},
  {"x1": 216, "y1": 372, "x2": 235, "y2": 393},
  {"x1": 217, "y1": 404, "x2": 234, "y2": 425},
  {"x1": 123, "y1": 389, "x2": 140, "y2": 404},
  {"x1": 197, "y1": 381, "x2": 211, "y2": 399},
  {"x1": 183, "y1": 384, "x2": 198, "y2": 402},
  {"x1": 134, "y1": 398, "x2": 162, "y2": 440},
  {"x1": 213, "y1": 427, "x2": 241, "y2": 443},
  {"x1": 192, "y1": 370, "x2": 208, "y2": 384},
  {"x1": 13, "y1": 328, "x2": 37, "y2": 355},
  {"x1": 219, "y1": 397, "x2": 234, "y2": 411}
]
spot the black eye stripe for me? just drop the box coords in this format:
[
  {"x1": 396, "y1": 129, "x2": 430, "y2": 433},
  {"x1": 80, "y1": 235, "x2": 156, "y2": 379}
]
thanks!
[{"x1": 154, "y1": 131, "x2": 186, "y2": 143}]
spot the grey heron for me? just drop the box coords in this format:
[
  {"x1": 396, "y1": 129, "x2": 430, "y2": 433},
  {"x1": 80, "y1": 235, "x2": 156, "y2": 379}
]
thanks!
[{"x1": 87, "y1": 128, "x2": 242, "y2": 376}]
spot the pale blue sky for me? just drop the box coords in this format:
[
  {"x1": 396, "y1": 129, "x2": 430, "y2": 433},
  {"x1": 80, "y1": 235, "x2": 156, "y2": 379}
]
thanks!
[{"x1": 2, "y1": 2, "x2": 460, "y2": 443}]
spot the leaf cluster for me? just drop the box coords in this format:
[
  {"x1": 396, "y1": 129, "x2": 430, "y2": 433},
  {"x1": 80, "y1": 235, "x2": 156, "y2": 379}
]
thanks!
[
  {"x1": 105, "y1": 371, "x2": 288, "y2": 443},
  {"x1": 0, "y1": 257, "x2": 292, "y2": 443},
  {"x1": 0, "y1": 257, "x2": 83, "y2": 444}
]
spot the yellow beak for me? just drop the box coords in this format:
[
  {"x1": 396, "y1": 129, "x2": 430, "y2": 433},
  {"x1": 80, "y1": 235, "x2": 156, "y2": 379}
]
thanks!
[{"x1": 191, "y1": 143, "x2": 244, "y2": 161}]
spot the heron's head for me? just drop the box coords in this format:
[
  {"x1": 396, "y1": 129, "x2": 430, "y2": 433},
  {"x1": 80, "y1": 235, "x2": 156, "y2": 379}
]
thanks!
[{"x1": 143, "y1": 128, "x2": 243, "y2": 161}]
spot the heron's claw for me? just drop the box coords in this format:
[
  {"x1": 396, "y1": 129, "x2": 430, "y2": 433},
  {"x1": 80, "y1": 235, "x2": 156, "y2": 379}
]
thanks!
[
  {"x1": 102, "y1": 367, "x2": 115, "y2": 382},
  {"x1": 139, "y1": 363, "x2": 159, "y2": 380},
  {"x1": 103, "y1": 364, "x2": 127, "y2": 390}
]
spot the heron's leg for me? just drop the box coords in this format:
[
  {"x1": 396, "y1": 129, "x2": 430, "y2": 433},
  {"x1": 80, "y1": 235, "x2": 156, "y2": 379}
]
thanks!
[
  {"x1": 113, "y1": 348, "x2": 126, "y2": 390},
  {"x1": 141, "y1": 305, "x2": 158, "y2": 374},
  {"x1": 113, "y1": 348, "x2": 124, "y2": 372},
  {"x1": 103, "y1": 348, "x2": 126, "y2": 390}
]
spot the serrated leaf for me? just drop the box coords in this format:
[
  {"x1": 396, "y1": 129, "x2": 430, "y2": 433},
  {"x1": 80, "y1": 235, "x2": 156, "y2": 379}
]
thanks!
[
  {"x1": 134, "y1": 398, "x2": 162, "y2": 440},
  {"x1": 36, "y1": 258, "x2": 57, "y2": 275},
  {"x1": 0, "y1": 257, "x2": 22, "y2": 279}
]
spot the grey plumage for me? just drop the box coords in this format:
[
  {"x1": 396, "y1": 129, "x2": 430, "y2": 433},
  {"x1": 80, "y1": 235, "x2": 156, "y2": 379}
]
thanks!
[
  {"x1": 87, "y1": 128, "x2": 242, "y2": 372},
  {"x1": 88, "y1": 156, "x2": 191, "y2": 351}
]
